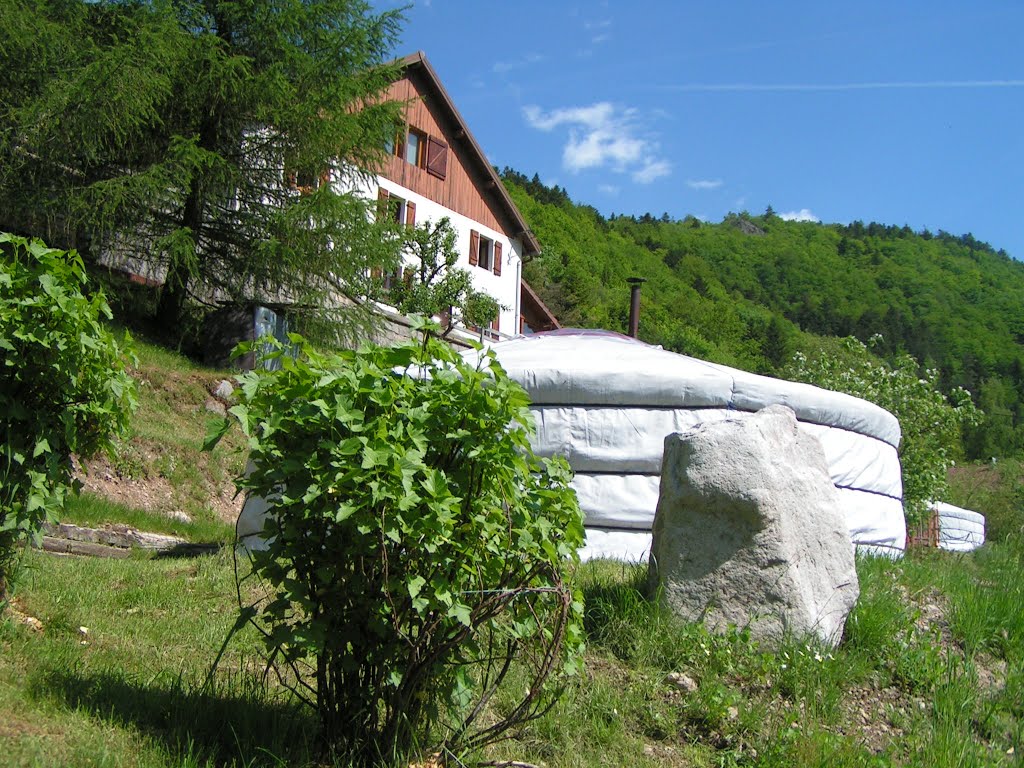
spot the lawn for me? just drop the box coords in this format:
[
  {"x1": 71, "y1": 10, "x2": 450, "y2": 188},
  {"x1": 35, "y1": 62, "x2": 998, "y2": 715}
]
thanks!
[{"x1": 2, "y1": 542, "x2": 1021, "y2": 767}]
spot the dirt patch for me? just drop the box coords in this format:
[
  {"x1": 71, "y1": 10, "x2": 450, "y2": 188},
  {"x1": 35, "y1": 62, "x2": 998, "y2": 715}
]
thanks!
[
  {"x1": 836, "y1": 680, "x2": 917, "y2": 754},
  {"x1": 77, "y1": 454, "x2": 176, "y2": 513},
  {"x1": 3, "y1": 597, "x2": 44, "y2": 634},
  {"x1": 75, "y1": 452, "x2": 243, "y2": 526}
]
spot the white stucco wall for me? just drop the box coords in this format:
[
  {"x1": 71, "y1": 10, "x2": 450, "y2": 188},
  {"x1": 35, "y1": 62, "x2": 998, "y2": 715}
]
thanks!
[{"x1": 346, "y1": 175, "x2": 524, "y2": 343}]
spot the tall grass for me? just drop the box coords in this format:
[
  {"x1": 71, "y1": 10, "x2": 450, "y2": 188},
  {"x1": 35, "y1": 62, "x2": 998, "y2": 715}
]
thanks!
[{"x1": 60, "y1": 493, "x2": 231, "y2": 543}]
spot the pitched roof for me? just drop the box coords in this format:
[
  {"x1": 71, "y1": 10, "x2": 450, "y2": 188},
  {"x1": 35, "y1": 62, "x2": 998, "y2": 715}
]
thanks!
[
  {"x1": 520, "y1": 278, "x2": 561, "y2": 331},
  {"x1": 396, "y1": 52, "x2": 541, "y2": 257}
]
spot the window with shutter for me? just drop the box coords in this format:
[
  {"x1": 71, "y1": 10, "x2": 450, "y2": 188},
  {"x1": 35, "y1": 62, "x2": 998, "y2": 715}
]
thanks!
[
  {"x1": 425, "y1": 136, "x2": 448, "y2": 180},
  {"x1": 493, "y1": 241, "x2": 502, "y2": 276},
  {"x1": 406, "y1": 128, "x2": 426, "y2": 166},
  {"x1": 286, "y1": 165, "x2": 329, "y2": 194},
  {"x1": 469, "y1": 230, "x2": 479, "y2": 266},
  {"x1": 405, "y1": 201, "x2": 416, "y2": 227},
  {"x1": 376, "y1": 188, "x2": 390, "y2": 219}
]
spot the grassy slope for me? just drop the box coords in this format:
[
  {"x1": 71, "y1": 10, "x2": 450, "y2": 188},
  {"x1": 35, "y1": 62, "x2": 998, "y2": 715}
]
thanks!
[
  {"x1": 62, "y1": 335, "x2": 245, "y2": 543},
  {"x1": 2, "y1": 337, "x2": 1023, "y2": 767}
]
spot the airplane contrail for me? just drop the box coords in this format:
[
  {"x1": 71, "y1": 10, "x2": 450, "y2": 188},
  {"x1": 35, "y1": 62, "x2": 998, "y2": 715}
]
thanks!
[{"x1": 661, "y1": 80, "x2": 1024, "y2": 93}]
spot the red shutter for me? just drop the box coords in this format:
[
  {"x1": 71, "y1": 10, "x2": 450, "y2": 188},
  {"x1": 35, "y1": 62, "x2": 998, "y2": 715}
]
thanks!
[
  {"x1": 468, "y1": 230, "x2": 479, "y2": 266},
  {"x1": 493, "y1": 241, "x2": 502, "y2": 276},
  {"x1": 376, "y1": 187, "x2": 390, "y2": 219},
  {"x1": 425, "y1": 136, "x2": 448, "y2": 180},
  {"x1": 492, "y1": 314, "x2": 500, "y2": 332},
  {"x1": 405, "y1": 200, "x2": 416, "y2": 227}
]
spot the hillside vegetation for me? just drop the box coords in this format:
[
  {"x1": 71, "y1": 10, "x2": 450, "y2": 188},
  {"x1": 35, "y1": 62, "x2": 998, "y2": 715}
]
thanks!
[{"x1": 503, "y1": 169, "x2": 1024, "y2": 460}]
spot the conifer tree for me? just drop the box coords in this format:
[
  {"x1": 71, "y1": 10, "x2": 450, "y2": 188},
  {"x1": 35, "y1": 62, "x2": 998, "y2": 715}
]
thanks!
[{"x1": 0, "y1": 0, "x2": 406, "y2": 334}]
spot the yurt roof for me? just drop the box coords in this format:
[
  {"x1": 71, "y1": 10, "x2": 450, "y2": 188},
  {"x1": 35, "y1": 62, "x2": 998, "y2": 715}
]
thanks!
[{"x1": 467, "y1": 331, "x2": 901, "y2": 448}]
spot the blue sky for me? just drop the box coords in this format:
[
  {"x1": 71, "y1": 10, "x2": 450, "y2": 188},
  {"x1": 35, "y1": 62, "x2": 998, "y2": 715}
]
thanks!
[{"x1": 377, "y1": 2, "x2": 1024, "y2": 259}]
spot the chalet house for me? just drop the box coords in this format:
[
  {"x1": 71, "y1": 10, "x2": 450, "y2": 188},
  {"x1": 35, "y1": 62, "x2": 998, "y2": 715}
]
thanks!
[
  {"x1": 364, "y1": 52, "x2": 558, "y2": 342},
  {"x1": 98, "y1": 51, "x2": 559, "y2": 361}
]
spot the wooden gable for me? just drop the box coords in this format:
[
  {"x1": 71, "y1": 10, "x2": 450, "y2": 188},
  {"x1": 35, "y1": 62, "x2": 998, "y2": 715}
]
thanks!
[{"x1": 377, "y1": 54, "x2": 539, "y2": 254}]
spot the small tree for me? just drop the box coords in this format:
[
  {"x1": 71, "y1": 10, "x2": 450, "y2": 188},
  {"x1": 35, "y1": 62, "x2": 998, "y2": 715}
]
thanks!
[
  {"x1": 211, "y1": 321, "x2": 584, "y2": 764},
  {"x1": 385, "y1": 217, "x2": 501, "y2": 336},
  {"x1": 785, "y1": 336, "x2": 981, "y2": 528},
  {"x1": 0, "y1": 234, "x2": 136, "y2": 600}
]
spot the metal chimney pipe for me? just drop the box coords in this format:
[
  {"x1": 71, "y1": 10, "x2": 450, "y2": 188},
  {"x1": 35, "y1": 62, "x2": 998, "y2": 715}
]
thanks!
[{"x1": 627, "y1": 277, "x2": 646, "y2": 338}]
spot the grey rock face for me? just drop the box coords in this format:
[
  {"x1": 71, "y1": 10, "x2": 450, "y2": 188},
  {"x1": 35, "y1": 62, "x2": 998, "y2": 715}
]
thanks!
[{"x1": 647, "y1": 405, "x2": 859, "y2": 648}]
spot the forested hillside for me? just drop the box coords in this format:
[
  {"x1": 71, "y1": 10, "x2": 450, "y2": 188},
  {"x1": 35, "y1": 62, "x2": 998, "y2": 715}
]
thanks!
[{"x1": 502, "y1": 169, "x2": 1024, "y2": 459}]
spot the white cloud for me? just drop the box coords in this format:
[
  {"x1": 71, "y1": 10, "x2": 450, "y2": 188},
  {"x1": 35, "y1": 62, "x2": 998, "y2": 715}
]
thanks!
[
  {"x1": 581, "y1": 18, "x2": 612, "y2": 46},
  {"x1": 523, "y1": 102, "x2": 669, "y2": 183},
  {"x1": 687, "y1": 178, "x2": 723, "y2": 191},
  {"x1": 598, "y1": 184, "x2": 620, "y2": 196},
  {"x1": 493, "y1": 52, "x2": 545, "y2": 74},
  {"x1": 661, "y1": 79, "x2": 1024, "y2": 93},
  {"x1": 779, "y1": 208, "x2": 820, "y2": 222},
  {"x1": 633, "y1": 159, "x2": 671, "y2": 184}
]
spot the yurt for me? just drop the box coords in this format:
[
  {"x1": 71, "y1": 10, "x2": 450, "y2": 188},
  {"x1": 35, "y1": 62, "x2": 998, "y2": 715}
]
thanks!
[
  {"x1": 933, "y1": 501, "x2": 986, "y2": 552},
  {"x1": 464, "y1": 330, "x2": 907, "y2": 561}
]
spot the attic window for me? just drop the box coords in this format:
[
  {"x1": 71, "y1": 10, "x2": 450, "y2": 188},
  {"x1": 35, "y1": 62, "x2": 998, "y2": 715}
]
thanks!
[
  {"x1": 394, "y1": 125, "x2": 447, "y2": 179},
  {"x1": 405, "y1": 128, "x2": 426, "y2": 166}
]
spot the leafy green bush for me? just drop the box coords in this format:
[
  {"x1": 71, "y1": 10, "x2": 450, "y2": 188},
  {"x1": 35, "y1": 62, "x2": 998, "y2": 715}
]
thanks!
[
  {"x1": 213, "y1": 321, "x2": 585, "y2": 765},
  {"x1": 0, "y1": 233, "x2": 136, "y2": 599},
  {"x1": 786, "y1": 336, "x2": 981, "y2": 528}
]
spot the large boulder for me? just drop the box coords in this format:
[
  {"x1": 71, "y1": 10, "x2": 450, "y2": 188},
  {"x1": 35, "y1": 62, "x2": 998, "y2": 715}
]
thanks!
[{"x1": 647, "y1": 405, "x2": 859, "y2": 648}]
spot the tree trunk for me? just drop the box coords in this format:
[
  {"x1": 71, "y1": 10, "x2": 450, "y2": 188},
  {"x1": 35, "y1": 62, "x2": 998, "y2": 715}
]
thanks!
[{"x1": 153, "y1": 132, "x2": 211, "y2": 331}]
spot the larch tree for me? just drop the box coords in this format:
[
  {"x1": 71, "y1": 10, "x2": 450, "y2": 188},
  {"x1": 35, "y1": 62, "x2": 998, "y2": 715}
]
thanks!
[{"x1": 0, "y1": 0, "x2": 407, "y2": 336}]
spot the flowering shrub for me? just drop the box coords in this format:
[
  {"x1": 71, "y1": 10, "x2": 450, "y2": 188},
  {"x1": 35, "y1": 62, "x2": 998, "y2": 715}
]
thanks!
[
  {"x1": 211, "y1": 320, "x2": 585, "y2": 764},
  {"x1": 786, "y1": 336, "x2": 980, "y2": 528}
]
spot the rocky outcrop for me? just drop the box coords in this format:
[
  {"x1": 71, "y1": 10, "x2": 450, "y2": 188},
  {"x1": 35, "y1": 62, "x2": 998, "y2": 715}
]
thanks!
[{"x1": 647, "y1": 405, "x2": 859, "y2": 647}]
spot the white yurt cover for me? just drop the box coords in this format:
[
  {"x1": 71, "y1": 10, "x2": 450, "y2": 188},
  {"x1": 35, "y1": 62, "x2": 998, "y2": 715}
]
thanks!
[
  {"x1": 464, "y1": 330, "x2": 907, "y2": 561},
  {"x1": 932, "y1": 501, "x2": 986, "y2": 552}
]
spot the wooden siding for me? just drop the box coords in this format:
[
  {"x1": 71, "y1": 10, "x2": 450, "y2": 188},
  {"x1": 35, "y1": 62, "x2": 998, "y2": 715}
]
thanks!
[{"x1": 380, "y1": 72, "x2": 516, "y2": 239}]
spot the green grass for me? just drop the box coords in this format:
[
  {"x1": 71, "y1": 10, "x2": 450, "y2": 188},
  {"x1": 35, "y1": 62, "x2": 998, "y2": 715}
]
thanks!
[
  {"x1": 60, "y1": 493, "x2": 232, "y2": 544},
  {"x1": 1, "y1": 550, "x2": 318, "y2": 768},
  {"x1": 64, "y1": 334, "x2": 247, "y2": 542},
  {"x1": 5, "y1": 539, "x2": 1024, "y2": 766}
]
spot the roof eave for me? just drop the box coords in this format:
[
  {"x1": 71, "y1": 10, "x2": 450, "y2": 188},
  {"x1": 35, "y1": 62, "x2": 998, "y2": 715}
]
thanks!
[{"x1": 395, "y1": 52, "x2": 541, "y2": 257}]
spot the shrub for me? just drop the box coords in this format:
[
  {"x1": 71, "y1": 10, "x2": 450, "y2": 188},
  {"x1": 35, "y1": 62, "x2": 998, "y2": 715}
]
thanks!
[
  {"x1": 786, "y1": 336, "x2": 981, "y2": 528},
  {"x1": 0, "y1": 233, "x2": 136, "y2": 600},
  {"x1": 213, "y1": 321, "x2": 585, "y2": 765}
]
